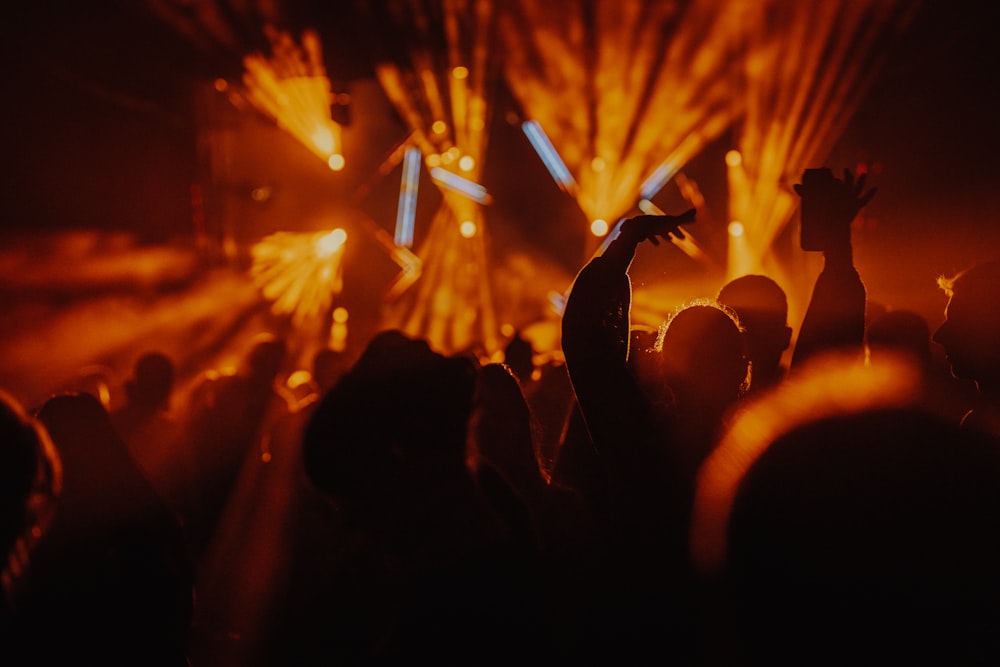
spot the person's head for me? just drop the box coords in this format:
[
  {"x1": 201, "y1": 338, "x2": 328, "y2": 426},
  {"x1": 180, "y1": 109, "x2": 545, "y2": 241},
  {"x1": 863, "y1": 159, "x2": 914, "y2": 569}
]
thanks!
[
  {"x1": 656, "y1": 300, "x2": 749, "y2": 410},
  {"x1": 867, "y1": 309, "x2": 932, "y2": 370},
  {"x1": 933, "y1": 260, "x2": 1000, "y2": 390},
  {"x1": 245, "y1": 334, "x2": 288, "y2": 383},
  {"x1": 717, "y1": 275, "x2": 791, "y2": 387},
  {"x1": 503, "y1": 332, "x2": 535, "y2": 383},
  {"x1": 124, "y1": 352, "x2": 174, "y2": 411},
  {"x1": 692, "y1": 352, "x2": 1000, "y2": 664},
  {"x1": 303, "y1": 330, "x2": 479, "y2": 523}
]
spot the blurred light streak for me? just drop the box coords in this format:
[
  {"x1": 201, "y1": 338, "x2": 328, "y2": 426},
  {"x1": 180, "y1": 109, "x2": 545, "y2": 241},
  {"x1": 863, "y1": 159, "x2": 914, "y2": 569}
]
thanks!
[
  {"x1": 241, "y1": 27, "x2": 345, "y2": 168},
  {"x1": 250, "y1": 228, "x2": 346, "y2": 326},
  {"x1": 522, "y1": 120, "x2": 578, "y2": 194},
  {"x1": 373, "y1": 0, "x2": 501, "y2": 355},
  {"x1": 429, "y1": 167, "x2": 492, "y2": 204},
  {"x1": 499, "y1": 0, "x2": 741, "y2": 254},
  {"x1": 359, "y1": 216, "x2": 423, "y2": 301},
  {"x1": 726, "y1": 0, "x2": 916, "y2": 280},
  {"x1": 395, "y1": 146, "x2": 422, "y2": 248}
]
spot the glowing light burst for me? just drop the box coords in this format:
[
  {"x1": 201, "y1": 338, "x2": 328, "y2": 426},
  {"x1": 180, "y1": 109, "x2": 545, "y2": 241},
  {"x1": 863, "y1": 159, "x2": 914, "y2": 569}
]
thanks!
[
  {"x1": 250, "y1": 229, "x2": 347, "y2": 326},
  {"x1": 726, "y1": 0, "x2": 916, "y2": 281},
  {"x1": 241, "y1": 27, "x2": 345, "y2": 168},
  {"x1": 373, "y1": 0, "x2": 502, "y2": 355},
  {"x1": 498, "y1": 0, "x2": 741, "y2": 255}
]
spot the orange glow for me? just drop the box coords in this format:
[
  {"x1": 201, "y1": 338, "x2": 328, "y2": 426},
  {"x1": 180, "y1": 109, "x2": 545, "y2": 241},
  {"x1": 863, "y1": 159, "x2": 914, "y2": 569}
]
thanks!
[
  {"x1": 332, "y1": 306, "x2": 349, "y2": 323},
  {"x1": 286, "y1": 370, "x2": 312, "y2": 389},
  {"x1": 725, "y1": 149, "x2": 742, "y2": 167},
  {"x1": 241, "y1": 27, "x2": 343, "y2": 167},
  {"x1": 499, "y1": 0, "x2": 740, "y2": 253},
  {"x1": 251, "y1": 228, "x2": 347, "y2": 325},
  {"x1": 315, "y1": 229, "x2": 347, "y2": 257},
  {"x1": 458, "y1": 155, "x2": 475, "y2": 172},
  {"x1": 728, "y1": 221, "x2": 744, "y2": 237},
  {"x1": 452, "y1": 65, "x2": 469, "y2": 80},
  {"x1": 214, "y1": 78, "x2": 229, "y2": 92},
  {"x1": 459, "y1": 221, "x2": 477, "y2": 238},
  {"x1": 726, "y1": 1, "x2": 914, "y2": 282},
  {"x1": 432, "y1": 120, "x2": 448, "y2": 135}
]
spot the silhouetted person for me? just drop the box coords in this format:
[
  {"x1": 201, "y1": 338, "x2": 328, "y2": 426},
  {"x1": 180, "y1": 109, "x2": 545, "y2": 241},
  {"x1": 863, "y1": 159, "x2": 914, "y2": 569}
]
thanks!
[
  {"x1": 867, "y1": 308, "x2": 933, "y2": 370},
  {"x1": 15, "y1": 392, "x2": 194, "y2": 666},
  {"x1": 561, "y1": 207, "x2": 746, "y2": 663},
  {"x1": 692, "y1": 353, "x2": 1000, "y2": 665},
  {"x1": 717, "y1": 274, "x2": 792, "y2": 392},
  {"x1": 0, "y1": 390, "x2": 61, "y2": 631},
  {"x1": 183, "y1": 333, "x2": 291, "y2": 559},
  {"x1": 111, "y1": 351, "x2": 191, "y2": 518},
  {"x1": 933, "y1": 260, "x2": 1000, "y2": 437},
  {"x1": 503, "y1": 330, "x2": 536, "y2": 385},
  {"x1": 299, "y1": 330, "x2": 556, "y2": 663},
  {"x1": 790, "y1": 167, "x2": 876, "y2": 368}
]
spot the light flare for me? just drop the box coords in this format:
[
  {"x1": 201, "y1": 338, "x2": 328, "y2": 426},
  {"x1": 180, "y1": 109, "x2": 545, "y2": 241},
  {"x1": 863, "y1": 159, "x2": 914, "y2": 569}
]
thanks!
[
  {"x1": 241, "y1": 27, "x2": 345, "y2": 168},
  {"x1": 250, "y1": 228, "x2": 347, "y2": 326}
]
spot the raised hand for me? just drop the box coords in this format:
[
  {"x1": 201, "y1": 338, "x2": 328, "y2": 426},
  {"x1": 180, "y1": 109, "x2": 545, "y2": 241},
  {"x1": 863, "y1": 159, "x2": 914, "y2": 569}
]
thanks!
[
  {"x1": 620, "y1": 208, "x2": 696, "y2": 246},
  {"x1": 794, "y1": 168, "x2": 876, "y2": 252}
]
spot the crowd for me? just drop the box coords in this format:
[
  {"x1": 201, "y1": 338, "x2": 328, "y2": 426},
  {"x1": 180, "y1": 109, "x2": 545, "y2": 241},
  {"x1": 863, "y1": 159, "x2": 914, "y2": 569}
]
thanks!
[{"x1": 2, "y1": 167, "x2": 1000, "y2": 665}]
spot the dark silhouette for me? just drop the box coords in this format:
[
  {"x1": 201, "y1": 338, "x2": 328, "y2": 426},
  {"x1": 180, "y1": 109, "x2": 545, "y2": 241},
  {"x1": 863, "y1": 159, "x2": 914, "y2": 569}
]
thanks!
[
  {"x1": 717, "y1": 274, "x2": 792, "y2": 393},
  {"x1": 790, "y1": 167, "x2": 876, "y2": 368},
  {"x1": 692, "y1": 354, "x2": 1000, "y2": 665},
  {"x1": 933, "y1": 260, "x2": 1000, "y2": 437},
  {"x1": 183, "y1": 333, "x2": 292, "y2": 559},
  {"x1": 502, "y1": 330, "x2": 536, "y2": 385},
  {"x1": 299, "y1": 330, "x2": 556, "y2": 663},
  {"x1": 467, "y1": 362, "x2": 597, "y2": 566},
  {"x1": 867, "y1": 308, "x2": 933, "y2": 369},
  {"x1": 0, "y1": 390, "x2": 61, "y2": 627},
  {"x1": 560, "y1": 207, "x2": 746, "y2": 663},
  {"x1": 13, "y1": 392, "x2": 194, "y2": 666},
  {"x1": 110, "y1": 351, "x2": 192, "y2": 518}
]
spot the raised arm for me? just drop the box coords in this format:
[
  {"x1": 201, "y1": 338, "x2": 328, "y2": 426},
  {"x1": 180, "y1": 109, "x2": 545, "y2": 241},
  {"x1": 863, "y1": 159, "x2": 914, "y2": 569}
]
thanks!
[
  {"x1": 791, "y1": 168, "x2": 876, "y2": 368},
  {"x1": 560, "y1": 209, "x2": 694, "y2": 453}
]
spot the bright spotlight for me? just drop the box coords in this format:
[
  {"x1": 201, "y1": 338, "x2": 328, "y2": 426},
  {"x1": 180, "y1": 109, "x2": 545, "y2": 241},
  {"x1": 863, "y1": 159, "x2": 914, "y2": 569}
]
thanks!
[
  {"x1": 590, "y1": 219, "x2": 610, "y2": 237},
  {"x1": 316, "y1": 228, "x2": 347, "y2": 257},
  {"x1": 522, "y1": 120, "x2": 577, "y2": 194},
  {"x1": 328, "y1": 154, "x2": 345, "y2": 171},
  {"x1": 452, "y1": 66, "x2": 469, "y2": 80},
  {"x1": 311, "y1": 127, "x2": 335, "y2": 155},
  {"x1": 728, "y1": 221, "x2": 744, "y2": 237},
  {"x1": 725, "y1": 150, "x2": 742, "y2": 167},
  {"x1": 332, "y1": 306, "x2": 349, "y2": 323},
  {"x1": 458, "y1": 155, "x2": 475, "y2": 172},
  {"x1": 459, "y1": 221, "x2": 477, "y2": 238},
  {"x1": 429, "y1": 167, "x2": 491, "y2": 204}
]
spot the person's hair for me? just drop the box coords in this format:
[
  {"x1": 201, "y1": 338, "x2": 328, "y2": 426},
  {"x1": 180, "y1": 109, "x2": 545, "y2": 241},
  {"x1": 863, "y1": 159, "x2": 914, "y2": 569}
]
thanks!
[
  {"x1": 937, "y1": 259, "x2": 1000, "y2": 298},
  {"x1": 655, "y1": 299, "x2": 751, "y2": 395},
  {"x1": 717, "y1": 274, "x2": 788, "y2": 321}
]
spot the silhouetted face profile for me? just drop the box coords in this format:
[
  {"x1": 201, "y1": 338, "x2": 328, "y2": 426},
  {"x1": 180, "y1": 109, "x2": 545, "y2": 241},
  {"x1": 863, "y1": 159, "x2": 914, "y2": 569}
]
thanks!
[
  {"x1": 716, "y1": 275, "x2": 791, "y2": 386},
  {"x1": 933, "y1": 261, "x2": 1000, "y2": 386}
]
